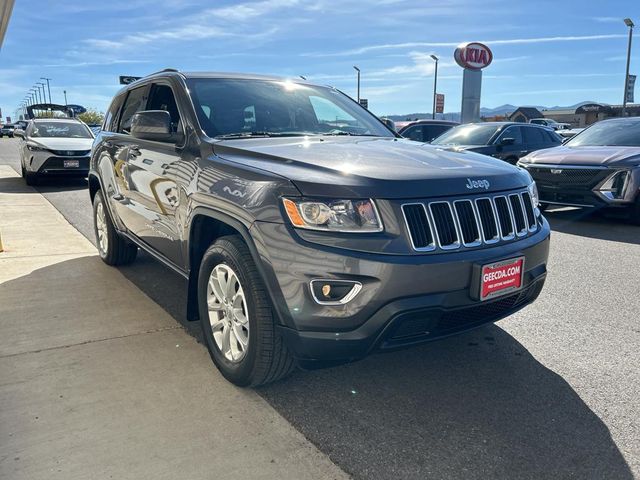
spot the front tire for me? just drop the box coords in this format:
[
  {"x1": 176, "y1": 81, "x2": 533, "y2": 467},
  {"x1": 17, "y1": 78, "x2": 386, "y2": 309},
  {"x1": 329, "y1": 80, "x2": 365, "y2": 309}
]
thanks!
[
  {"x1": 93, "y1": 190, "x2": 138, "y2": 265},
  {"x1": 22, "y1": 164, "x2": 39, "y2": 186},
  {"x1": 198, "y1": 235, "x2": 295, "y2": 387}
]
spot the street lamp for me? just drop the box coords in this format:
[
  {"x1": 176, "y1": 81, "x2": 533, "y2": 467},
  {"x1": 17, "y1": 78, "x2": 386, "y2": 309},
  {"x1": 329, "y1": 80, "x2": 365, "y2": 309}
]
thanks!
[
  {"x1": 622, "y1": 18, "x2": 634, "y2": 116},
  {"x1": 40, "y1": 77, "x2": 52, "y2": 104},
  {"x1": 430, "y1": 54, "x2": 439, "y2": 119},
  {"x1": 63, "y1": 90, "x2": 68, "y2": 106},
  {"x1": 37, "y1": 82, "x2": 46, "y2": 104},
  {"x1": 353, "y1": 66, "x2": 361, "y2": 103}
]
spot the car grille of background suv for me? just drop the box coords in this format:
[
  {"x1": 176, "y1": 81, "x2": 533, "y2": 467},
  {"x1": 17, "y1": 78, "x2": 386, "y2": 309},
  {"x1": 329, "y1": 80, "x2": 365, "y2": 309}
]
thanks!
[
  {"x1": 402, "y1": 189, "x2": 537, "y2": 252},
  {"x1": 526, "y1": 165, "x2": 610, "y2": 188}
]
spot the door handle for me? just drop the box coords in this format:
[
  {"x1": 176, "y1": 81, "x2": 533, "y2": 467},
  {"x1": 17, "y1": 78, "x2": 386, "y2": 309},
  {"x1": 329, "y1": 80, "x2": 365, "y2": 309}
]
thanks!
[{"x1": 111, "y1": 193, "x2": 125, "y2": 202}]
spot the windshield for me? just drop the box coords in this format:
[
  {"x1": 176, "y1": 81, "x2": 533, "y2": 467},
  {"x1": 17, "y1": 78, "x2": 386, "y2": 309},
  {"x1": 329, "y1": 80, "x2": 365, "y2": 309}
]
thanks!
[
  {"x1": 566, "y1": 119, "x2": 640, "y2": 147},
  {"x1": 186, "y1": 78, "x2": 394, "y2": 138},
  {"x1": 30, "y1": 122, "x2": 92, "y2": 139},
  {"x1": 431, "y1": 124, "x2": 499, "y2": 146}
]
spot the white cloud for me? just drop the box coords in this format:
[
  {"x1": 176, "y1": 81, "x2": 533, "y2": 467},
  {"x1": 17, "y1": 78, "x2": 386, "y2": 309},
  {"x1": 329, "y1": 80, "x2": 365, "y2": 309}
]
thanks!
[{"x1": 305, "y1": 34, "x2": 628, "y2": 57}]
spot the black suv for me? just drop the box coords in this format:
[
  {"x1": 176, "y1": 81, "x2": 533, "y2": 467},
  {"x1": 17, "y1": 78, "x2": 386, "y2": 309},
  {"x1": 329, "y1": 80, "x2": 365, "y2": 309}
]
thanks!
[
  {"x1": 431, "y1": 122, "x2": 562, "y2": 164},
  {"x1": 89, "y1": 70, "x2": 550, "y2": 386},
  {"x1": 398, "y1": 119, "x2": 459, "y2": 143}
]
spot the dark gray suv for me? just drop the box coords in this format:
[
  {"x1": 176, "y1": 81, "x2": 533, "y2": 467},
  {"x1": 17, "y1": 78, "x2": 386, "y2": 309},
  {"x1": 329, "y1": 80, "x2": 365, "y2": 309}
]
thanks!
[{"x1": 89, "y1": 70, "x2": 550, "y2": 386}]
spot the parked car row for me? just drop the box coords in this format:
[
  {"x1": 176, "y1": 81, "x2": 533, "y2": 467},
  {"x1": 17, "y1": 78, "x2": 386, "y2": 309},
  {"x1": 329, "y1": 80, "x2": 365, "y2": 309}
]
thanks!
[
  {"x1": 0, "y1": 124, "x2": 15, "y2": 137},
  {"x1": 395, "y1": 117, "x2": 638, "y2": 223}
]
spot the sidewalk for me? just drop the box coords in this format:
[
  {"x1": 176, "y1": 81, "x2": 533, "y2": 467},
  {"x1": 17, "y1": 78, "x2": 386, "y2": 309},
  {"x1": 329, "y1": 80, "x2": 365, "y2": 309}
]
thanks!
[{"x1": 0, "y1": 166, "x2": 347, "y2": 480}]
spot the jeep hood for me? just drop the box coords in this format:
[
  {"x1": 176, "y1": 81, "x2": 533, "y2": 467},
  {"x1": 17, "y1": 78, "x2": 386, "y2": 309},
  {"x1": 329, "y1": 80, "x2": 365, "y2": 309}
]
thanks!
[
  {"x1": 211, "y1": 137, "x2": 530, "y2": 199},
  {"x1": 522, "y1": 145, "x2": 640, "y2": 166}
]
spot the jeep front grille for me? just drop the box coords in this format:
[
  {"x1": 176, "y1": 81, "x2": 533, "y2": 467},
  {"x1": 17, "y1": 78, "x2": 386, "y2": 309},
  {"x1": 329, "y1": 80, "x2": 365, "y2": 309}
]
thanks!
[{"x1": 402, "y1": 189, "x2": 538, "y2": 252}]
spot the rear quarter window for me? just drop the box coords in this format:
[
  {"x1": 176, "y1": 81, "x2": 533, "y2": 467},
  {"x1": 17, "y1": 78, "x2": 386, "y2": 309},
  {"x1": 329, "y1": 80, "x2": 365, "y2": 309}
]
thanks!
[{"x1": 103, "y1": 94, "x2": 126, "y2": 132}]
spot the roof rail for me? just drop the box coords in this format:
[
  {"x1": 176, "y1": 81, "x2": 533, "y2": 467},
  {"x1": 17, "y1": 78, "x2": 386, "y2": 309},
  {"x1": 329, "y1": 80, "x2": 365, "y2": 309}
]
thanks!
[{"x1": 146, "y1": 68, "x2": 180, "y2": 77}]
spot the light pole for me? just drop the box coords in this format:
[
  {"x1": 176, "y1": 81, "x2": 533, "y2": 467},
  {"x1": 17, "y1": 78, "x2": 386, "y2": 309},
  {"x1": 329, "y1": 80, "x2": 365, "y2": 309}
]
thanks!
[
  {"x1": 622, "y1": 18, "x2": 634, "y2": 116},
  {"x1": 430, "y1": 54, "x2": 439, "y2": 119},
  {"x1": 37, "y1": 82, "x2": 46, "y2": 106},
  {"x1": 40, "y1": 77, "x2": 52, "y2": 104},
  {"x1": 353, "y1": 66, "x2": 361, "y2": 103},
  {"x1": 63, "y1": 90, "x2": 68, "y2": 106}
]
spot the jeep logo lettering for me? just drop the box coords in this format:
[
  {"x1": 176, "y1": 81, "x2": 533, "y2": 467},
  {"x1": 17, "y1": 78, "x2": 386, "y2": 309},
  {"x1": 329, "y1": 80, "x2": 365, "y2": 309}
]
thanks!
[{"x1": 465, "y1": 178, "x2": 490, "y2": 190}]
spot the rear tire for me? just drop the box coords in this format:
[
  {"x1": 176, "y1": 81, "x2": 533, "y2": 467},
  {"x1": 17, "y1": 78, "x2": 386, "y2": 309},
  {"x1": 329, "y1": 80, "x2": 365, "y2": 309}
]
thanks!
[
  {"x1": 93, "y1": 190, "x2": 138, "y2": 265},
  {"x1": 198, "y1": 235, "x2": 295, "y2": 387}
]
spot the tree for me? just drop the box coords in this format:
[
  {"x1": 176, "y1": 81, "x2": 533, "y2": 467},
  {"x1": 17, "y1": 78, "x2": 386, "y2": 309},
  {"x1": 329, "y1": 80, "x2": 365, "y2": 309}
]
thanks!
[{"x1": 77, "y1": 108, "x2": 105, "y2": 125}]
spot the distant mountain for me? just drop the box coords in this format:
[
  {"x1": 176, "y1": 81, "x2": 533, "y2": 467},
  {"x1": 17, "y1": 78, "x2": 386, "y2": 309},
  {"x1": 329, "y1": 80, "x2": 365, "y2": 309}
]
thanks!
[{"x1": 385, "y1": 101, "x2": 603, "y2": 123}]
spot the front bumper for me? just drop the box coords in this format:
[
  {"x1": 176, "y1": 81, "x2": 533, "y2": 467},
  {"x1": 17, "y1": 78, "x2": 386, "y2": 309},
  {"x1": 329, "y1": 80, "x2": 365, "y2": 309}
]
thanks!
[
  {"x1": 251, "y1": 216, "x2": 550, "y2": 364},
  {"x1": 524, "y1": 164, "x2": 640, "y2": 208},
  {"x1": 27, "y1": 152, "x2": 90, "y2": 176}
]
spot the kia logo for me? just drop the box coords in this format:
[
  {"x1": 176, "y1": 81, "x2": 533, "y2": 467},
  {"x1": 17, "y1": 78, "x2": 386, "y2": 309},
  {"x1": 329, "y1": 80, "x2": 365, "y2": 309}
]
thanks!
[
  {"x1": 466, "y1": 178, "x2": 490, "y2": 190},
  {"x1": 454, "y1": 42, "x2": 493, "y2": 70},
  {"x1": 550, "y1": 169, "x2": 563, "y2": 174}
]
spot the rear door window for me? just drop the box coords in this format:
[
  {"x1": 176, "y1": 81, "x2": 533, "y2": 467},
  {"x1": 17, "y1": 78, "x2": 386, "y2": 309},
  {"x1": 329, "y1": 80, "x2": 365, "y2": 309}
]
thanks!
[
  {"x1": 118, "y1": 86, "x2": 149, "y2": 134},
  {"x1": 422, "y1": 124, "x2": 452, "y2": 142},
  {"x1": 402, "y1": 125, "x2": 423, "y2": 141},
  {"x1": 497, "y1": 126, "x2": 523, "y2": 145},
  {"x1": 522, "y1": 126, "x2": 545, "y2": 145}
]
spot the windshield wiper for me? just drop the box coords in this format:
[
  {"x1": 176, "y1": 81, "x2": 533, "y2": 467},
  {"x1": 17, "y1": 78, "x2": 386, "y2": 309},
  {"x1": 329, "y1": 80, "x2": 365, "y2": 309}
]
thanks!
[
  {"x1": 321, "y1": 131, "x2": 378, "y2": 137},
  {"x1": 215, "y1": 131, "x2": 314, "y2": 139}
]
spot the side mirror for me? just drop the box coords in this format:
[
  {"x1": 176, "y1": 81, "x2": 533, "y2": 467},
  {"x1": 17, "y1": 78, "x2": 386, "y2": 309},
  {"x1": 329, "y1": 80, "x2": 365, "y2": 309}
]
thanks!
[
  {"x1": 13, "y1": 128, "x2": 24, "y2": 138},
  {"x1": 500, "y1": 137, "x2": 515, "y2": 145},
  {"x1": 131, "y1": 110, "x2": 177, "y2": 143}
]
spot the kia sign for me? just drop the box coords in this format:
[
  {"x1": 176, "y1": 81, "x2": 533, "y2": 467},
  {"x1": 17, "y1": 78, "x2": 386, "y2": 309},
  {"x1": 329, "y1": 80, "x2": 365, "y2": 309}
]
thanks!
[{"x1": 454, "y1": 42, "x2": 493, "y2": 70}]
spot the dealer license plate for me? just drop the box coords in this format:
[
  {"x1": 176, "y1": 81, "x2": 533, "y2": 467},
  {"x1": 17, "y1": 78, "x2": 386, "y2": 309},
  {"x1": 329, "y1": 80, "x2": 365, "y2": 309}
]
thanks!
[
  {"x1": 64, "y1": 160, "x2": 79, "y2": 168},
  {"x1": 480, "y1": 257, "x2": 524, "y2": 301}
]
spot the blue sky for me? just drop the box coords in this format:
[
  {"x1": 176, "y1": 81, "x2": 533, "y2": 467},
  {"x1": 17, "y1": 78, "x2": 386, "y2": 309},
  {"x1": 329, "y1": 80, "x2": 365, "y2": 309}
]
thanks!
[{"x1": 0, "y1": 0, "x2": 637, "y2": 119}]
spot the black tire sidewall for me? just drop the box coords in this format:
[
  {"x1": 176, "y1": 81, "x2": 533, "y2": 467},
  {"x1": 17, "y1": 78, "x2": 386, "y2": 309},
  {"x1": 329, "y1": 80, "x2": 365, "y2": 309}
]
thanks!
[{"x1": 198, "y1": 241, "x2": 262, "y2": 386}]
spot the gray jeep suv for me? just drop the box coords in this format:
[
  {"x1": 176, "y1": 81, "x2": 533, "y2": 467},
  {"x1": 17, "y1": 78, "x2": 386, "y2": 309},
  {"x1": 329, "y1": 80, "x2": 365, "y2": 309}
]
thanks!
[{"x1": 89, "y1": 69, "x2": 550, "y2": 386}]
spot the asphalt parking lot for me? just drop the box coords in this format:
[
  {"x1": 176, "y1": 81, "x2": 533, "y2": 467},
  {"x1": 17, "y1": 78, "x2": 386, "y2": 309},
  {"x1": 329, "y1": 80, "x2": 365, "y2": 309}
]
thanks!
[{"x1": 1, "y1": 138, "x2": 638, "y2": 479}]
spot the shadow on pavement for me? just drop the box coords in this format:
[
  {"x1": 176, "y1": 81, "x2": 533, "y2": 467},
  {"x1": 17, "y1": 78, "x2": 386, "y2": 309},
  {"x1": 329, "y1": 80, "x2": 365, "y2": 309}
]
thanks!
[
  {"x1": 259, "y1": 326, "x2": 633, "y2": 480},
  {"x1": 0, "y1": 175, "x2": 88, "y2": 193},
  {"x1": 33, "y1": 176, "x2": 88, "y2": 192},
  {"x1": 545, "y1": 206, "x2": 639, "y2": 245}
]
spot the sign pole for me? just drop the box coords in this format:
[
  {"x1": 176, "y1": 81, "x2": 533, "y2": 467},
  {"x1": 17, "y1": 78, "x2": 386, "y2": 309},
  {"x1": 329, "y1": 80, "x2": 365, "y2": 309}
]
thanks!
[{"x1": 623, "y1": 19, "x2": 634, "y2": 116}]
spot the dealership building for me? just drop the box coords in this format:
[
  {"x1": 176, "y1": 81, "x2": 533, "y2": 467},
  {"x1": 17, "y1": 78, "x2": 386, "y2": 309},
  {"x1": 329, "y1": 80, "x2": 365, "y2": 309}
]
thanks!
[{"x1": 508, "y1": 103, "x2": 640, "y2": 127}]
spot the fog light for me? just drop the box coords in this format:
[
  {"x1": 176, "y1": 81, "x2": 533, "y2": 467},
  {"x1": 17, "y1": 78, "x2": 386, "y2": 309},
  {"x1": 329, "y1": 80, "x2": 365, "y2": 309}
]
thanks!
[
  {"x1": 597, "y1": 170, "x2": 630, "y2": 200},
  {"x1": 310, "y1": 279, "x2": 362, "y2": 305}
]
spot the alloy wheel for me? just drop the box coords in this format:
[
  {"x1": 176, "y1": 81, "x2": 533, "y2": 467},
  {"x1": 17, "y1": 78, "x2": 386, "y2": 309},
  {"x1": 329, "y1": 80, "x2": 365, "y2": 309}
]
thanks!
[
  {"x1": 95, "y1": 200, "x2": 109, "y2": 255},
  {"x1": 207, "y1": 264, "x2": 250, "y2": 363}
]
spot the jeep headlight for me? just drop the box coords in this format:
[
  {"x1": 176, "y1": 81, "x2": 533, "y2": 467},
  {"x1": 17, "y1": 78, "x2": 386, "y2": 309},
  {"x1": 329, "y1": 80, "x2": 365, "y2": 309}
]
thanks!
[
  {"x1": 282, "y1": 198, "x2": 383, "y2": 232},
  {"x1": 528, "y1": 180, "x2": 539, "y2": 207}
]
